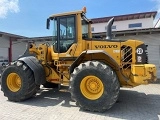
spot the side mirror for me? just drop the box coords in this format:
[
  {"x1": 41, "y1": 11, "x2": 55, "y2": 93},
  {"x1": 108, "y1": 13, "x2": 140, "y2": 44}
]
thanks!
[{"x1": 46, "y1": 18, "x2": 50, "y2": 29}]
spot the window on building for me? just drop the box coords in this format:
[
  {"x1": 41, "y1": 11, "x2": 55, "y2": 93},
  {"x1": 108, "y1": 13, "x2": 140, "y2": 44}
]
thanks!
[
  {"x1": 128, "y1": 23, "x2": 142, "y2": 28},
  {"x1": 105, "y1": 25, "x2": 116, "y2": 30},
  {"x1": 91, "y1": 27, "x2": 94, "y2": 31},
  {"x1": 112, "y1": 26, "x2": 116, "y2": 29}
]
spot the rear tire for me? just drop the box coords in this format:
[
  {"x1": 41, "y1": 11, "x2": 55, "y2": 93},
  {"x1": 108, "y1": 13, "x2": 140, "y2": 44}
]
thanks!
[
  {"x1": 1, "y1": 61, "x2": 39, "y2": 102},
  {"x1": 69, "y1": 61, "x2": 120, "y2": 112}
]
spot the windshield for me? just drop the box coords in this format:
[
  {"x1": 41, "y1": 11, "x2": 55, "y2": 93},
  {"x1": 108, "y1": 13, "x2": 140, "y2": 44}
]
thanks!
[
  {"x1": 81, "y1": 15, "x2": 90, "y2": 39},
  {"x1": 51, "y1": 16, "x2": 76, "y2": 53},
  {"x1": 50, "y1": 14, "x2": 90, "y2": 53},
  {"x1": 82, "y1": 20, "x2": 88, "y2": 35}
]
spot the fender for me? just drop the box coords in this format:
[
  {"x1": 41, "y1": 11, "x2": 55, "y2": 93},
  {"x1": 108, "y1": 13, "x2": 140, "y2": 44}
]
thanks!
[
  {"x1": 18, "y1": 56, "x2": 46, "y2": 85},
  {"x1": 69, "y1": 50, "x2": 128, "y2": 81}
]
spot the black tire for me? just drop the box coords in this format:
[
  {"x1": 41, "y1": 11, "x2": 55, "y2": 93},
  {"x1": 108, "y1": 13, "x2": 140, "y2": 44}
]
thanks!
[
  {"x1": 69, "y1": 61, "x2": 120, "y2": 112},
  {"x1": 1, "y1": 61, "x2": 39, "y2": 102},
  {"x1": 43, "y1": 81, "x2": 58, "y2": 88}
]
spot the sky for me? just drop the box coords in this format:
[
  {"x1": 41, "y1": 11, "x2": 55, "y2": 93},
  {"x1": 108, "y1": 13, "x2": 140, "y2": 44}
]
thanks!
[{"x1": 0, "y1": 0, "x2": 160, "y2": 37}]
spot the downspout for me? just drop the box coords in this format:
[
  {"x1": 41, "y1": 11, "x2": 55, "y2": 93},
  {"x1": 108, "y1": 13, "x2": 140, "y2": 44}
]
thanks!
[
  {"x1": 154, "y1": 18, "x2": 160, "y2": 28},
  {"x1": 9, "y1": 37, "x2": 12, "y2": 62}
]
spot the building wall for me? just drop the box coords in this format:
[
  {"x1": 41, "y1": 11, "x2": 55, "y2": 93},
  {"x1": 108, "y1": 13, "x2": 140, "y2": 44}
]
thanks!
[
  {"x1": 12, "y1": 41, "x2": 27, "y2": 61},
  {"x1": 35, "y1": 41, "x2": 53, "y2": 45},
  {"x1": 0, "y1": 35, "x2": 10, "y2": 48},
  {"x1": 0, "y1": 35, "x2": 9, "y2": 60},
  {"x1": 91, "y1": 18, "x2": 153, "y2": 33}
]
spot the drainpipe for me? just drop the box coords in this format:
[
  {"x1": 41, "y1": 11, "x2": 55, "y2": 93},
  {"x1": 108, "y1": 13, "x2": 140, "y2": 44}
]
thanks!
[
  {"x1": 9, "y1": 37, "x2": 12, "y2": 62},
  {"x1": 154, "y1": 18, "x2": 160, "y2": 28}
]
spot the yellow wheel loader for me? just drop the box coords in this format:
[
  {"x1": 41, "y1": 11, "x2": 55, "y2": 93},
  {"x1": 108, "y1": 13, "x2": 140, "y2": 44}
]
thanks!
[{"x1": 1, "y1": 7, "x2": 157, "y2": 112}]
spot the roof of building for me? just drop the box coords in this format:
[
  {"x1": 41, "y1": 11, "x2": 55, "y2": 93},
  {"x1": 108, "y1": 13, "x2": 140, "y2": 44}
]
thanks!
[
  {"x1": 17, "y1": 36, "x2": 52, "y2": 41},
  {"x1": 91, "y1": 11, "x2": 157, "y2": 23},
  {"x1": 93, "y1": 27, "x2": 160, "y2": 37},
  {"x1": 0, "y1": 31, "x2": 27, "y2": 39}
]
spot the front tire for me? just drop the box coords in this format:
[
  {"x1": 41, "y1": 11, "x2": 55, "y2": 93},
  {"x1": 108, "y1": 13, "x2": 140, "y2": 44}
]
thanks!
[
  {"x1": 69, "y1": 61, "x2": 120, "y2": 112},
  {"x1": 1, "y1": 61, "x2": 39, "y2": 102}
]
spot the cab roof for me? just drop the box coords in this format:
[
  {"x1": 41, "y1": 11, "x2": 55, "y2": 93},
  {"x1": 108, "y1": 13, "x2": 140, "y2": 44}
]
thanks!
[{"x1": 49, "y1": 7, "x2": 86, "y2": 18}]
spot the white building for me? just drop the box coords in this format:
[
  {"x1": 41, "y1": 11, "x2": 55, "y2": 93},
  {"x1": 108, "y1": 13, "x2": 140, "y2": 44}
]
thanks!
[
  {"x1": 0, "y1": 32, "x2": 26, "y2": 63},
  {"x1": 91, "y1": 11, "x2": 157, "y2": 33}
]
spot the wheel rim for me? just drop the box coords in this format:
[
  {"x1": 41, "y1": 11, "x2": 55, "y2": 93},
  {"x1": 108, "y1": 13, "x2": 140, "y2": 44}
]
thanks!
[
  {"x1": 80, "y1": 75, "x2": 104, "y2": 100},
  {"x1": 7, "y1": 73, "x2": 22, "y2": 92}
]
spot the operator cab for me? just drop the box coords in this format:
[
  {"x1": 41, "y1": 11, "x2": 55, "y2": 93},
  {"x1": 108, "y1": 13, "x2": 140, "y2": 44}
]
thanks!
[{"x1": 47, "y1": 7, "x2": 91, "y2": 53}]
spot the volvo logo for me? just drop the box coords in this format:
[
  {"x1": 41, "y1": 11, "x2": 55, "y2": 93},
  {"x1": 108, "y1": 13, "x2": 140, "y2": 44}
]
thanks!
[
  {"x1": 95, "y1": 45, "x2": 118, "y2": 49},
  {"x1": 136, "y1": 48, "x2": 143, "y2": 55}
]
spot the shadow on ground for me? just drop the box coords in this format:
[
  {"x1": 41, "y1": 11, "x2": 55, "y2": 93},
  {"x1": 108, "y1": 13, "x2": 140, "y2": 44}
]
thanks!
[
  {"x1": 92, "y1": 89, "x2": 160, "y2": 120},
  {"x1": 18, "y1": 87, "x2": 75, "y2": 108},
  {"x1": 15, "y1": 86, "x2": 160, "y2": 120}
]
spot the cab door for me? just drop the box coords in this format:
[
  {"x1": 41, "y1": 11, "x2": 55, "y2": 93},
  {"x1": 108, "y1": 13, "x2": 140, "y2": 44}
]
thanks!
[{"x1": 55, "y1": 15, "x2": 77, "y2": 55}]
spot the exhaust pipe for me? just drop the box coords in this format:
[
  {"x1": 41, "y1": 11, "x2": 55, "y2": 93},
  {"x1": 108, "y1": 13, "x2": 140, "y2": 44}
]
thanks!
[{"x1": 106, "y1": 17, "x2": 114, "y2": 40}]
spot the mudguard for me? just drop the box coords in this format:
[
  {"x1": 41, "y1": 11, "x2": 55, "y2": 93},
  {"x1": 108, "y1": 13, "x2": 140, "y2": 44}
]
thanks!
[
  {"x1": 18, "y1": 56, "x2": 46, "y2": 85},
  {"x1": 69, "y1": 50, "x2": 129, "y2": 81},
  {"x1": 70, "y1": 50, "x2": 119, "y2": 73}
]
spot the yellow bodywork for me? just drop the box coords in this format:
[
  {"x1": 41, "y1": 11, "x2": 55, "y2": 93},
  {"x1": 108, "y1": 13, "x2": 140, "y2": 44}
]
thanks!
[
  {"x1": 28, "y1": 7, "x2": 157, "y2": 88},
  {"x1": 130, "y1": 64, "x2": 157, "y2": 84}
]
